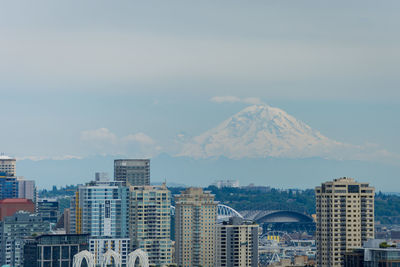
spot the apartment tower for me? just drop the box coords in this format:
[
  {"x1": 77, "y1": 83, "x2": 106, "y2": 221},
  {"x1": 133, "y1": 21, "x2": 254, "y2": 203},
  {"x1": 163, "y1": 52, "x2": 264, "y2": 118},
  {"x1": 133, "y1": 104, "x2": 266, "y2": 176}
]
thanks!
[
  {"x1": 216, "y1": 217, "x2": 259, "y2": 267},
  {"x1": 114, "y1": 159, "x2": 150, "y2": 186},
  {"x1": 315, "y1": 177, "x2": 374, "y2": 267},
  {"x1": 129, "y1": 184, "x2": 173, "y2": 266},
  {"x1": 70, "y1": 180, "x2": 130, "y2": 265},
  {"x1": 174, "y1": 187, "x2": 218, "y2": 267}
]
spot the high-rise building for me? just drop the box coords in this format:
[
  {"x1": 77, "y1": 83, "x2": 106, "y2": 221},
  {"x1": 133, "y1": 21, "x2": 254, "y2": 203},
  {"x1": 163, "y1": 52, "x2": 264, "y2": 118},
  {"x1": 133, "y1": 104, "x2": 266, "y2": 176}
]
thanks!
[
  {"x1": 0, "y1": 156, "x2": 16, "y2": 177},
  {"x1": 0, "y1": 156, "x2": 36, "y2": 201},
  {"x1": 17, "y1": 179, "x2": 36, "y2": 202},
  {"x1": 37, "y1": 199, "x2": 59, "y2": 224},
  {"x1": 70, "y1": 180, "x2": 129, "y2": 237},
  {"x1": 216, "y1": 217, "x2": 259, "y2": 267},
  {"x1": 174, "y1": 187, "x2": 218, "y2": 267},
  {"x1": 315, "y1": 177, "x2": 375, "y2": 267},
  {"x1": 129, "y1": 184, "x2": 173, "y2": 266},
  {"x1": 0, "y1": 177, "x2": 18, "y2": 200},
  {"x1": 0, "y1": 211, "x2": 50, "y2": 266},
  {"x1": 70, "y1": 180, "x2": 130, "y2": 264},
  {"x1": 23, "y1": 234, "x2": 89, "y2": 267},
  {"x1": 114, "y1": 159, "x2": 150, "y2": 186}
]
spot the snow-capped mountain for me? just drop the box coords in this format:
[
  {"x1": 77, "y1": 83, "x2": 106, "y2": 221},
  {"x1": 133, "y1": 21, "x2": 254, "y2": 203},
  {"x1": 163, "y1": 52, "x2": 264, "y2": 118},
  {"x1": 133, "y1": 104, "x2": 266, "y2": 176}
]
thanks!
[{"x1": 178, "y1": 104, "x2": 346, "y2": 159}]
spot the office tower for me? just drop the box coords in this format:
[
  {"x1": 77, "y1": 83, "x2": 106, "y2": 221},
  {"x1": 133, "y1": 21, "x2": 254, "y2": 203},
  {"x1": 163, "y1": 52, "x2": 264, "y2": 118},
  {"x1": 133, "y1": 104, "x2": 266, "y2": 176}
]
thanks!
[
  {"x1": 37, "y1": 199, "x2": 59, "y2": 224},
  {"x1": 129, "y1": 184, "x2": 173, "y2": 266},
  {"x1": 0, "y1": 157, "x2": 35, "y2": 201},
  {"x1": 216, "y1": 217, "x2": 259, "y2": 267},
  {"x1": 175, "y1": 187, "x2": 218, "y2": 267},
  {"x1": 17, "y1": 179, "x2": 36, "y2": 202},
  {"x1": 0, "y1": 177, "x2": 18, "y2": 200},
  {"x1": 0, "y1": 211, "x2": 50, "y2": 266},
  {"x1": 114, "y1": 159, "x2": 150, "y2": 186},
  {"x1": 0, "y1": 156, "x2": 16, "y2": 177},
  {"x1": 0, "y1": 198, "x2": 35, "y2": 220},
  {"x1": 23, "y1": 234, "x2": 89, "y2": 267},
  {"x1": 315, "y1": 177, "x2": 375, "y2": 267},
  {"x1": 70, "y1": 180, "x2": 130, "y2": 264}
]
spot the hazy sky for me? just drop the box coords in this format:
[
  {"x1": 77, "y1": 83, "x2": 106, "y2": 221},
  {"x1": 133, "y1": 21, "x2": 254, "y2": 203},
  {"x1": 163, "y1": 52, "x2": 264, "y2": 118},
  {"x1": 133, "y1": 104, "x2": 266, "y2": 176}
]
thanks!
[{"x1": 1, "y1": 0, "x2": 399, "y2": 162}]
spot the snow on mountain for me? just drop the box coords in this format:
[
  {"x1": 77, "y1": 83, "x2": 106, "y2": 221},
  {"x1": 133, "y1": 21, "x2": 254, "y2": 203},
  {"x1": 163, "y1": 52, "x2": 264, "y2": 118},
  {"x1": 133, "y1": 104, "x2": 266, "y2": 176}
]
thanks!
[{"x1": 178, "y1": 104, "x2": 346, "y2": 159}]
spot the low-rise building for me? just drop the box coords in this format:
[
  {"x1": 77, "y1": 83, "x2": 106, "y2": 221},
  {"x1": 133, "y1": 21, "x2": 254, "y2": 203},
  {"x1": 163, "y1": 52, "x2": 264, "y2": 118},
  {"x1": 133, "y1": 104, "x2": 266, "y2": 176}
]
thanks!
[
  {"x1": 0, "y1": 198, "x2": 35, "y2": 220},
  {"x1": 344, "y1": 239, "x2": 400, "y2": 267},
  {"x1": 0, "y1": 211, "x2": 50, "y2": 266},
  {"x1": 23, "y1": 234, "x2": 89, "y2": 267}
]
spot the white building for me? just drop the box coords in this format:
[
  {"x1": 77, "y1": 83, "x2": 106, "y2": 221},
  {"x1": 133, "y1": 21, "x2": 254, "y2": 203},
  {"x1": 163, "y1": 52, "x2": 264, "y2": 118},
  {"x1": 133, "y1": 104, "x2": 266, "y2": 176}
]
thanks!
[{"x1": 212, "y1": 179, "x2": 240, "y2": 189}]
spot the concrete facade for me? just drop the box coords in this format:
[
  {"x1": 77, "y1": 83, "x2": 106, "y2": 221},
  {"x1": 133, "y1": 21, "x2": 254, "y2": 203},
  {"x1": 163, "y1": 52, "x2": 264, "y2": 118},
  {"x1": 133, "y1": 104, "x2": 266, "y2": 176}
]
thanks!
[
  {"x1": 315, "y1": 177, "x2": 375, "y2": 267},
  {"x1": 216, "y1": 217, "x2": 259, "y2": 267},
  {"x1": 114, "y1": 159, "x2": 150, "y2": 186},
  {"x1": 174, "y1": 187, "x2": 218, "y2": 267},
  {"x1": 129, "y1": 184, "x2": 173, "y2": 266}
]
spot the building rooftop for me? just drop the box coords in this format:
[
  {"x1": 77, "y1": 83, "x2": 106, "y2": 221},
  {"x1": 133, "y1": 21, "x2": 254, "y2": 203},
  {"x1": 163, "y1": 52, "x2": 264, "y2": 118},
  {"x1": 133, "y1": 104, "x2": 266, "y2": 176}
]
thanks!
[
  {"x1": 0, "y1": 155, "x2": 14, "y2": 160},
  {"x1": 0, "y1": 198, "x2": 33, "y2": 204}
]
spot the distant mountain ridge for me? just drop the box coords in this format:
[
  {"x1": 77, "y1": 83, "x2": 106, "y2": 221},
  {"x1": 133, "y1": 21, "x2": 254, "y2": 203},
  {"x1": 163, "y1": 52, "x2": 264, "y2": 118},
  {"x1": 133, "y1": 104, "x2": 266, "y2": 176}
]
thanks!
[{"x1": 179, "y1": 104, "x2": 345, "y2": 159}]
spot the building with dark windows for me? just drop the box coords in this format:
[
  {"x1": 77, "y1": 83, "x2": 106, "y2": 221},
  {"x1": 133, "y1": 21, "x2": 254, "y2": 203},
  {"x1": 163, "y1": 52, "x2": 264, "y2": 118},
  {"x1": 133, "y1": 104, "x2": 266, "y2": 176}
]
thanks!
[
  {"x1": 344, "y1": 239, "x2": 400, "y2": 267},
  {"x1": 23, "y1": 234, "x2": 89, "y2": 267},
  {"x1": 37, "y1": 199, "x2": 60, "y2": 224},
  {"x1": 114, "y1": 159, "x2": 150, "y2": 186}
]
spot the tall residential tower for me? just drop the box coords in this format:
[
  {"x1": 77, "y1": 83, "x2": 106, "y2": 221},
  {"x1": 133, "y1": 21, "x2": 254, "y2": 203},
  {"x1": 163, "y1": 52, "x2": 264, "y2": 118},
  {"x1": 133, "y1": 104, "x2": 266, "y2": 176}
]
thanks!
[
  {"x1": 315, "y1": 177, "x2": 374, "y2": 267},
  {"x1": 174, "y1": 187, "x2": 218, "y2": 267},
  {"x1": 114, "y1": 159, "x2": 150, "y2": 186},
  {"x1": 129, "y1": 184, "x2": 173, "y2": 266}
]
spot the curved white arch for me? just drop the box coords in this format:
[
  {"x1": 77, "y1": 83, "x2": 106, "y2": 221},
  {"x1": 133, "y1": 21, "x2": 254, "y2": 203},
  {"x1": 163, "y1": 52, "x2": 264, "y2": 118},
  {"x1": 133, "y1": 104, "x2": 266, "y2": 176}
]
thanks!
[
  {"x1": 73, "y1": 250, "x2": 95, "y2": 267},
  {"x1": 127, "y1": 249, "x2": 149, "y2": 267},
  {"x1": 102, "y1": 249, "x2": 122, "y2": 267},
  {"x1": 217, "y1": 204, "x2": 244, "y2": 221},
  {"x1": 171, "y1": 204, "x2": 243, "y2": 221}
]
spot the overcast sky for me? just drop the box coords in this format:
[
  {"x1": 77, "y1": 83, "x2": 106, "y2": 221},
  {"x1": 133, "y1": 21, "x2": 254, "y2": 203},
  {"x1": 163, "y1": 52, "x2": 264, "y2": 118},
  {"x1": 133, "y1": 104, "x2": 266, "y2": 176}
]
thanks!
[{"x1": 0, "y1": 0, "x2": 399, "y2": 161}]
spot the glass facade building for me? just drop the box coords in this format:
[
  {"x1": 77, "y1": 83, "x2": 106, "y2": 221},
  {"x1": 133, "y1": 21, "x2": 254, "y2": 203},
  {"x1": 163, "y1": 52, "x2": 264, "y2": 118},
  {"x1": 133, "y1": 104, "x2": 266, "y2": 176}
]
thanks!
[{"x1": 23, "y1": 234, "x2": 89, "y2": 267}]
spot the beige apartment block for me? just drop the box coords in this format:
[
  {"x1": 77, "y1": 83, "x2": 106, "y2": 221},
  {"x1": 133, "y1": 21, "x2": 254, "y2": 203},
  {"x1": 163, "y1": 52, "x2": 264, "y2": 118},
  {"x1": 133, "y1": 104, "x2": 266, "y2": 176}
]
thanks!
[
  {"x1": 216, "y1": 217, "x2": 259, "y2": 267},
  {"x1": 129, "y1": 184, "x2": 173, "y2": 266},
  {"x1": 174, "y1": 187, "x2": 218, "y2": 267},
  {"x1": 315, "y1": 177, "x2": 374, "y2": 267}
]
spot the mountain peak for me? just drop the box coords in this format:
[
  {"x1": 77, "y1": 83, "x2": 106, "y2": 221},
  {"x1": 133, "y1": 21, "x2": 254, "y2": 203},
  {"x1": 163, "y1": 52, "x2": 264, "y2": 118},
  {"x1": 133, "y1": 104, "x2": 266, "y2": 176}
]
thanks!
[{"x1": 178, "y1": 104, "x2": 341, "y2": 159}]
